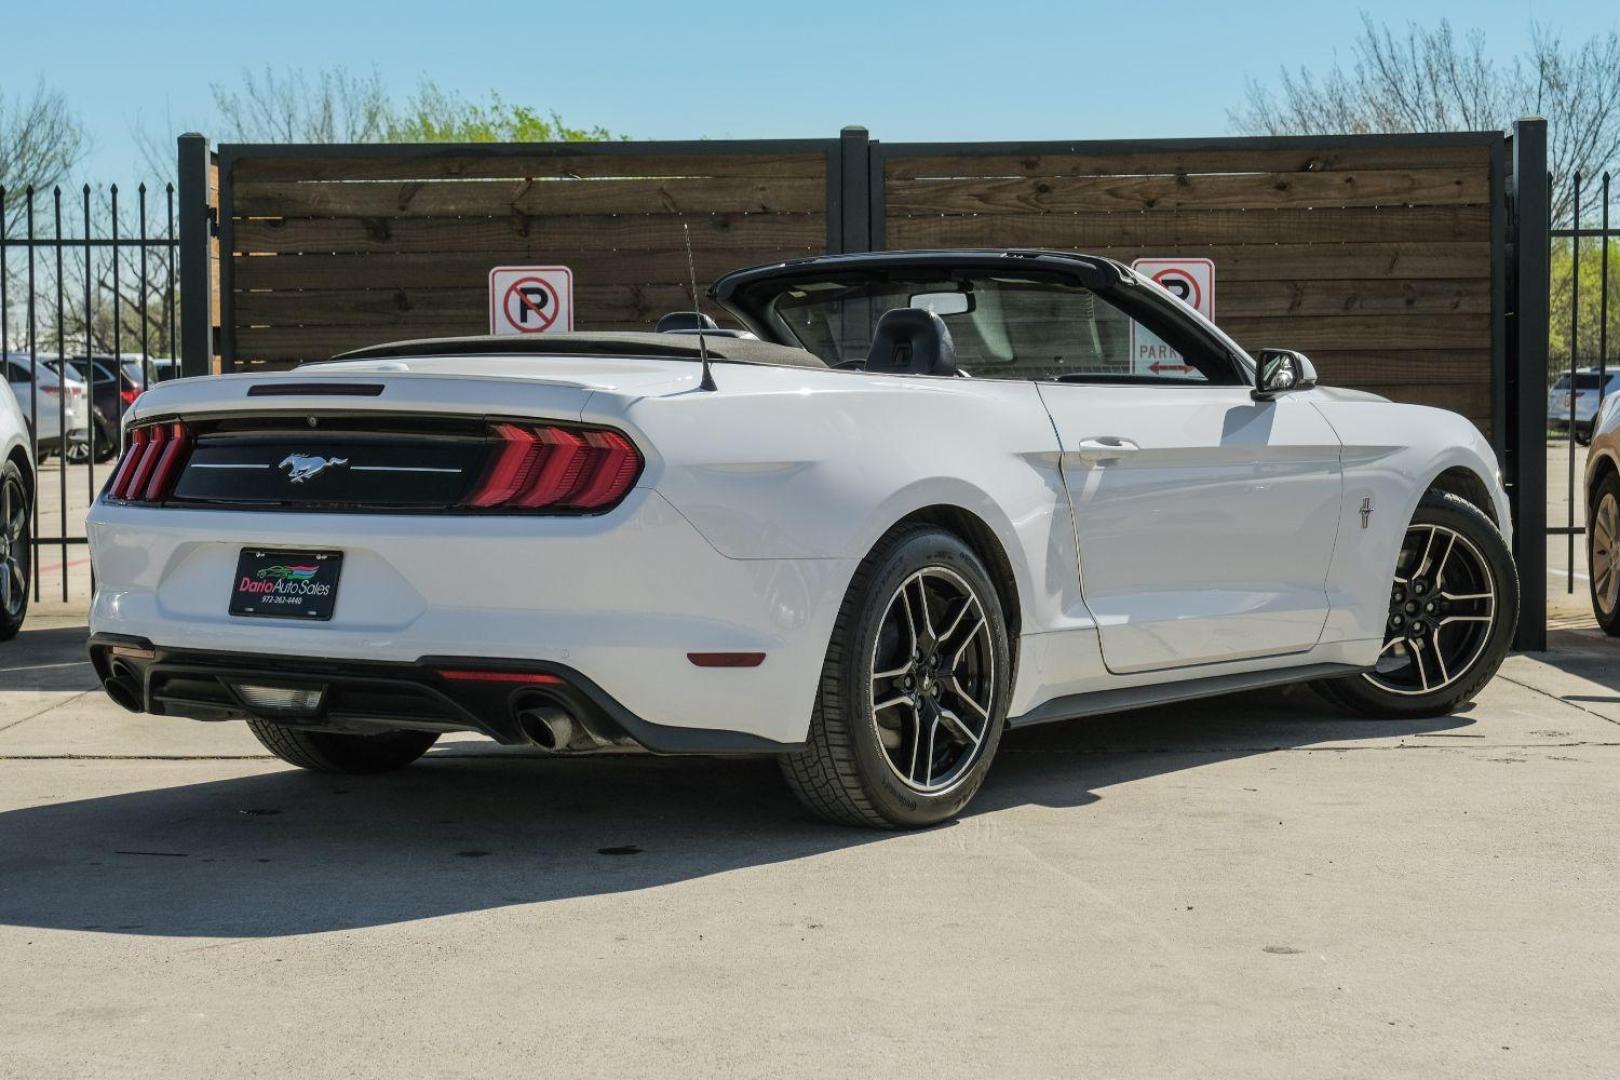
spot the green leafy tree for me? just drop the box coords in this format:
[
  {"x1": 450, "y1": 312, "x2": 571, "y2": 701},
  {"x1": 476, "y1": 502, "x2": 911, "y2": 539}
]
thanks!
[{"x1": 1549, "y1": 238, "x2": 1620, "y2": 376}]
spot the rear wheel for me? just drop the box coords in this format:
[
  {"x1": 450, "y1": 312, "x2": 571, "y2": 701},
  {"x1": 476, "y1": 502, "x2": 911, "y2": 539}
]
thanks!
[
  {"x1": 246, "y1": 719, "x2": 439, "y2": 774},
  {"x1": 1314, "y1": 491, "x2": 1517, "y2": 718},
  {"x1": 0, "y1": 461, "x2": 30, "y2": 641},
  {"x1": 780, "y1": 525, "x2": 1011, "y2": 829},
  {"x1": 1589, "y1": 472, "x2": 1620, "y2": 635}
]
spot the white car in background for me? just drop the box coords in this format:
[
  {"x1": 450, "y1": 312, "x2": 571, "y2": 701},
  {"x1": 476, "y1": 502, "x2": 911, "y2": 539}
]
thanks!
[
  {"x1": 0, "y1": 378, "x2": 32, "y2": 639},
  {"x1": 1548, "y1": 367, "x2": 1620, "y2": 446},
  {"x1": 85, "y1": 250, "x2": 1519, "y2": 828},
  {"x1": 3, "y1": 354, "x2": 91, "y2": 462}
]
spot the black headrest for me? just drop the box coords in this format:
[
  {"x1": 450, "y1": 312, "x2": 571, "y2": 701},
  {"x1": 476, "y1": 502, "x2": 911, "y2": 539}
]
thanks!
[
  {"x1": 655, "y1": 311, "x2": 719, "y2": 334},
  {"x1": 865, "y1": 308, "x2": 957, "y2": 376}
]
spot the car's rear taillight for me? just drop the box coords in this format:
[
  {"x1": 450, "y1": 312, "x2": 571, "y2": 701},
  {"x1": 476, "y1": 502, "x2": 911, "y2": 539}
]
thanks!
[
  {"x1": 462, "y1": 422, "x2": 642, "y2": 513},
  {"x1": 107, "y1": 421, "x2": 193, "y2": 503},
  {"x1": 119, "y1": 388, "x2": 140, "y2": 407}
]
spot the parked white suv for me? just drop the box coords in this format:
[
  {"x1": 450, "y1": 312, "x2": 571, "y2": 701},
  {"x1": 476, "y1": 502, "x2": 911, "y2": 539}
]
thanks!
[
  {"x1": 0, "y1": 378, "x2": 32, "y2": 639},
  {"x1": 1548, "y1": 367, "x2": 1620, "y2": 446},
  {"x1": 3, "y1": 354, "x2": 91, "y2": 462}
]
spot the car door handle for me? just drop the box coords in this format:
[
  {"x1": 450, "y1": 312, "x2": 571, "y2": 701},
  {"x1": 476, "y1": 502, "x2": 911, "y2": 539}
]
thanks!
[{"x1": 1075, "y1": 436, "x2": 1140, "y2": 462}]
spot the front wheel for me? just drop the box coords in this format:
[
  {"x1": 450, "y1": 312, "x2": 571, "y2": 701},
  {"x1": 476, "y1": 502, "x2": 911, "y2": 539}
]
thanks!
[
  {"x1": 780, "y1": 525, "x2": 1012, "y2": 829},
  {"x1": 247, "y1": 719, "x2": 439, "y2": 774},
  {"x1": 1314, "y1": 491, "x2": 1518, "y2": 718}
]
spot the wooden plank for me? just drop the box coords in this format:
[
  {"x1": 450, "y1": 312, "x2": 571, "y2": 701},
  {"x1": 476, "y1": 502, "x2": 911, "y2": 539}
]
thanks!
[
  {"x1": 234, "y1": 151, "x2": 829, "y2": 183},
  {"x1": 231, "y1": 248, "x2": 814, "y2": 290},
  {"x1": 1302, "y1": 350, "x2": 1489, "y2": 385},
  {"x1": 1213, "y1": 278, "x2": 1491, "y2": 318},
  {"x1": 233, "y1": 176, "x2": 827, "y2": 217},
  {"x1": 886, "y1": 169, "x2": 1488, "y2": 214},
  {"x1": 1073, "y1": 242, "x2": 1491, "y2": 281},
  {"x1": 1222, "y1": 314, "x2": 1488, "y2": 351},
  {"x1": 887, "y1": 206, "x2": 1489, "y2": 249},
  {"x1": 231, "y1": 213, "x2": 825, "y2": 255},
  {"x1": 883, "y1": 144, "x2": 1491, "y2": 179},
  {"x1": 233, "y1": 284, "x2": 697, "y2": 327}
]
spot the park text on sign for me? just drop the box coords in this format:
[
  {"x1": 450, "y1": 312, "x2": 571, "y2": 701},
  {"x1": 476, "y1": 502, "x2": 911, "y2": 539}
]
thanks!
[
  {"x1": 489, "y1": 266, "x2": 574, "y2": 336},
  {"x1": 1128, "y1": 258, "x2": 1214, "y2": 377}
]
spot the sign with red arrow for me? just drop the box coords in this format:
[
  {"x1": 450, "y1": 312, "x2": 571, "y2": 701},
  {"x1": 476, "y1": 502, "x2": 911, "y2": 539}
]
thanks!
[{"x1": 1128, "y1": 258, "x2": 1214, "y2": 378}]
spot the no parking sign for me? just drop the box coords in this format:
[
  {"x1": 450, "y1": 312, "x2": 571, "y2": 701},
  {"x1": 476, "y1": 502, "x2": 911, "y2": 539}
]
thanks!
[
  {"x1": 1128, "y1": 258, "x2": 1214, "y2": 376},
  {"x1": 489, "y1": 266, "x2": 574, "y2": 335}
]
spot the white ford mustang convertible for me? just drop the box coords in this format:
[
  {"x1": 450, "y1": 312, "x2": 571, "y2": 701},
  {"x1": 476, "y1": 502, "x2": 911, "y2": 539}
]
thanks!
[{"x1": 87, "y1": 250, "x2": 1518, "y2": 828}]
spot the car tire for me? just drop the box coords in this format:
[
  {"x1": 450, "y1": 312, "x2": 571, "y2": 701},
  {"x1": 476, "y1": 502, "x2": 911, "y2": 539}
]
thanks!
[
  {"x1": 1589, "y1": 471, "x2": 1620, "y2": 636},
  {"x1": 91, "y1": 418, "x2": 118, "y2": 463},
  {"x1": 0, "y1": 460, "x2": 30, "y2": 642},
  {"x1": 780, "y1": 524, "x2": 1012, "y2": 829},
  {"x1": 1313, "y1": 491, "x2": 1518, "y2": 719},
  {"x1": 246, "y1": 719, "x2": 439, "y2": 774}
]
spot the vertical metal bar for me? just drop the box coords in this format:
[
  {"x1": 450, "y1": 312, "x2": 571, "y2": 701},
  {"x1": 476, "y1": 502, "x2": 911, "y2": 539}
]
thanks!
[
  {"x1": 138, "y1": 184, "x2": 151, "y2": 388},
  {"x1": 82, "y1": 184, "x2": 94, "y2": 517},
  {"x1": 111, "y1": 185, "x2": 123, "y2": 449},
  {"x1": 1601, "y1": 174, "x2": 1612, "y2": 422},
  {"x1": 53, "y1": 187, "x2": 67, "y2": 601},
  {"x1": 1507, "y1": 121, "x2": 1549, "y2": 651},
  {"x1": 1, "y1": 187, "x2": 8, "y2": 391},
  {"x1": 177, "y1": 134, "x2": 213, "y2": 377},
  {"x1": 1569, "y1": 174, "x2": 1580, "y2": 593},
  {"x1": 25, "y1": 188, "x2": 38, "y2": 602},
  {"x1": 165, "y1": 183, "x2": 177, "y2": 366}
]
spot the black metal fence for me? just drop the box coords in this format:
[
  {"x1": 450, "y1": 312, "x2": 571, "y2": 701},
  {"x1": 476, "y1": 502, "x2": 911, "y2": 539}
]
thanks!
[
  {"x1": 1549, "y1": 170, "x2": 1617, "y2": 596},
  {"x1": 0, "y1": 181, "x2": 180, "y2": 604}
]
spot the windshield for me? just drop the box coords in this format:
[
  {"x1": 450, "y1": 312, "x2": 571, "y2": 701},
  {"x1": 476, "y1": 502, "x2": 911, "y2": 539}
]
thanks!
[
  {"x1": 756, "y1": 273, "x2": 1240, "y2": 384},
  {"x1": 1554, "y1": 371, "x2": 1619, "y2": 391}
]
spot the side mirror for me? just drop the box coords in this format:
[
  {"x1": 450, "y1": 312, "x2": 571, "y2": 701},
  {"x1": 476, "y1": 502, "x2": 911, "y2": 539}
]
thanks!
[{"x1": 1254, "y1": 348, "x2": 1318, "y2": 400}]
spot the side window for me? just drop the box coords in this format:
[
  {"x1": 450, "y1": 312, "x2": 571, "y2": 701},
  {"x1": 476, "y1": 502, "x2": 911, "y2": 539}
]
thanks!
[
  {"x1": 943, "y1": 286, "x2": 1214, "y2": 383},
  {"x1": 4, "y1": 362, "x2": 28, "y2": 384}
]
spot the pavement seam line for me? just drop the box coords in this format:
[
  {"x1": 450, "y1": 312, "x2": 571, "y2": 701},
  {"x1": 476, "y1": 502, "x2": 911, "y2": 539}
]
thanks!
[
  {"x1": 0, "y1": 690, "x2": 100, "y2": 735},
  {"x1": 1495, "y1": 670, "x2": 1620, "y2": 728}
]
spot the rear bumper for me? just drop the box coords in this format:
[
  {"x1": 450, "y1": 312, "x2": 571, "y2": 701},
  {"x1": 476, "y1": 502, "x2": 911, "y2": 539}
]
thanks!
[
  {"x1": 88, "y1": 633, "x2": 801, "y2": 755},
  {"x1": 86, "y1": 489, "x2": 854, "y2": 744}
]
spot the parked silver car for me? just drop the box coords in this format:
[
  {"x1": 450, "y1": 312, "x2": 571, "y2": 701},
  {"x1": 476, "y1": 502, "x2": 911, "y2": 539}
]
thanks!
[
  {"x1": 3, "y1": 354, "x2": 91, "y2": 462},
  {"x1": 1548, "y1": 367, "x2": 1620, "y2": 446}
]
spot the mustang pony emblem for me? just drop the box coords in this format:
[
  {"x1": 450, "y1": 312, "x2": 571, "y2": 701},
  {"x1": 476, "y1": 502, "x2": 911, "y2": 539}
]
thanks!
[{"x1": 279, "y1": 454, "x2": 349, "y2": 483}]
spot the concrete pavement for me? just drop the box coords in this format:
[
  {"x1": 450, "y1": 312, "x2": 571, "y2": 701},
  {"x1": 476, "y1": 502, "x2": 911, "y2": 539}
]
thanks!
[{"x1": 1, "y1": 617, "x2": 1617, "y2": 1078}]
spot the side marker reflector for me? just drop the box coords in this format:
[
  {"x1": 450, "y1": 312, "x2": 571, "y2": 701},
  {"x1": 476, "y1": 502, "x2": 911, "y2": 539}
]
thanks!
[
  {"x1": 686, "y1": 652, "x2": 766, "y2": 668},
  {"x1": 435, "y1": 669, "x2": 565, "y2": 685}
]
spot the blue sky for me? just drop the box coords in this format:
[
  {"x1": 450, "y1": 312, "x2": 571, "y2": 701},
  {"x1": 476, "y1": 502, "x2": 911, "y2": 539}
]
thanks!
[{"x1": 6, "y1": 0, "x2": 1616, "y2": 180}]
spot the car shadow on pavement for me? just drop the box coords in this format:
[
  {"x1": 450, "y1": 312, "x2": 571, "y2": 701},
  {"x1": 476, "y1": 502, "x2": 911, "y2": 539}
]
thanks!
[{"x1": 0, "y1": 680, "x2": 1469, "y2": 939}]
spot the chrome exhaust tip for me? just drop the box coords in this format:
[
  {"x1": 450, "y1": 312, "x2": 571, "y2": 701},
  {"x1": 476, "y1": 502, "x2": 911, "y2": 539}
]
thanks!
[{"x1": 515, "y1": 702, "x2": 577, "y2": 751}]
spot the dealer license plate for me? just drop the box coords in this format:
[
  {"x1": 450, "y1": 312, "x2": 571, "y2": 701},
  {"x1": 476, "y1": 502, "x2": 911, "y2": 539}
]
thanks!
[{"x1": 229, "y1": 549, "x2": 342, "y2": 620}]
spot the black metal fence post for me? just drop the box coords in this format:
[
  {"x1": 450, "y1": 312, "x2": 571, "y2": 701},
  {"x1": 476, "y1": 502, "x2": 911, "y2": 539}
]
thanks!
[
  {"x1": 837, "y1": 125, "x2": 871, "y2": 256},
  {"x1": 1508, "y1": 117, "x2": 1550, "y2": 650},
  {"x1": 177, "y1": 133, "x2": 213, "y2": 378}
]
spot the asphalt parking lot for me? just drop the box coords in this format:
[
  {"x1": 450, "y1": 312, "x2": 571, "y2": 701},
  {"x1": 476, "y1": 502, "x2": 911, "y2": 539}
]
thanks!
[{"x1": 2, "y1": 615, "x2": 1617, "y2": 1079}]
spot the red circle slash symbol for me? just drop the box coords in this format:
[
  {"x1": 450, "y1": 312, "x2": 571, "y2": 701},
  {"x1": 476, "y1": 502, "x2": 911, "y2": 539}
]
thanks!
[
  {"x1": 1150, "y1": 268, "x2": 1201, "y2": 311},
  {"x1": 504, "y1": 277, "x2": 560, "y2": 333}
]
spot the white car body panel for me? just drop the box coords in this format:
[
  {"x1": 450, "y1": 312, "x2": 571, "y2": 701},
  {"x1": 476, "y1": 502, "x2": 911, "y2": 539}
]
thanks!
[
  {"x1": 87, "y1": 346, "x2": 1508, "y2": 743},
  {"x1": 1, "y1": 380, "x2": 30, "y2": 475}
]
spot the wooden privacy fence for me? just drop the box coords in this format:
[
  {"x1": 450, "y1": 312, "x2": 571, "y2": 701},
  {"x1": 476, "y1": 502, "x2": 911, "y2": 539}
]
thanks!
[
  {"x1": 214, "y1": 139, "x2": 844, "y2": 369},
  {"x1": 874, "y1": 135, "x2": 1505, "y2": 437},
  {"x1": 175, "y1": 123, "x2": 1548, "y2": 645}
]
